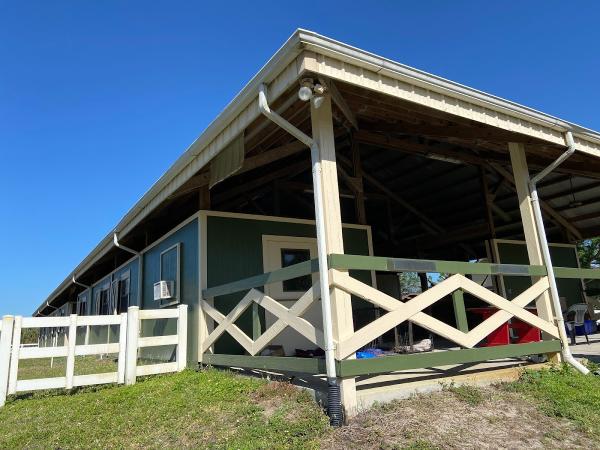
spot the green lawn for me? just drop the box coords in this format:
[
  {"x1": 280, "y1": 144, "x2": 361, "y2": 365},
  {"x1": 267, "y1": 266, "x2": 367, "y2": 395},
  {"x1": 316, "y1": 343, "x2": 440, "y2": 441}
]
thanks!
[
  {"x1": 17, "y1": 355, "x2": 119, "y2": 380},
  {"x1": 506, "y1": 363, "x2": 600, "y2": 439},
  {"x1": 1, "y1": 360, "x2": 599, "y2": 449},
  {"x1": 0, "y1": 369, "x2": 328, "y2": 449}
]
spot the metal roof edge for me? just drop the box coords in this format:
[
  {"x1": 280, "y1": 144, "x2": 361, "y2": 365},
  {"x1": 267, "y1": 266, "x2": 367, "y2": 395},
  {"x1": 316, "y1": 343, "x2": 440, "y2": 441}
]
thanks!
[{"x1": 296, "y1": 29, "x2": 600, "y2": 146}]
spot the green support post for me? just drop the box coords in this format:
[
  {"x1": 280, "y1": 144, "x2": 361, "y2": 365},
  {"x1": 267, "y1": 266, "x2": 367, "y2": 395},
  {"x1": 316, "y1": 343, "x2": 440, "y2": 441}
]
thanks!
[
  {"x1": 252, "y1": 302, "x2": 261, "y2": 340},
  {"x1": 452, "y1": 289, "x2": 469, "y2": 333}
]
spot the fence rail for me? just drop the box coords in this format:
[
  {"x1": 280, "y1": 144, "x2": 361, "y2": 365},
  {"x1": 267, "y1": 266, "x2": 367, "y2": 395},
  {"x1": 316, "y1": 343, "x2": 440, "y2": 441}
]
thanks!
[
  {"x1": 200, "y1": 253, "x2": 600, "y2": 377},
  {"x1": 0, "y1": 305, "x2": 187, "y2": 407}
]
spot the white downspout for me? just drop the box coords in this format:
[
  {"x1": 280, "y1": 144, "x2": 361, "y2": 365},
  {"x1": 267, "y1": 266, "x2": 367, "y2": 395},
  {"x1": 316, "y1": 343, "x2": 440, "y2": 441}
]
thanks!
[
  {"x1": 528, "y1": 131, "x2": 589, "y2": 374},
  {"x1": 114, "y1": 232, "x2": 144, "y2": 310},
  {"x1": 258, "y1": 83, "x2": 342, "y2": 424}
]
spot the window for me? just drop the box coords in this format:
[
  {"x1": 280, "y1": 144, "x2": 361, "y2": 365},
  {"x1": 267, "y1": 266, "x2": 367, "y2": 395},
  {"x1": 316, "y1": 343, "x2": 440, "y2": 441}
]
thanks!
[
  {"x1": 117, "y1": 275, "x2": 130, "y2": 313},
  {"x1": 110, "y1": 271, "x2": 131, "y2": 314},
  {"x1": 159, "y1": 244, "x2": 180, "y2": 307},
  {"x1": 262, "y1": 235, "x2": 317, "y2": 300},
  {"x1": 281, "y1": 248, "x2": 312, "y2": 292},
  {"x1": 94, "y1": 284, "x2": 111, "y2": 315},
  {"x1": 76, "y1": 293, "x2": 88, "y2": 316}
]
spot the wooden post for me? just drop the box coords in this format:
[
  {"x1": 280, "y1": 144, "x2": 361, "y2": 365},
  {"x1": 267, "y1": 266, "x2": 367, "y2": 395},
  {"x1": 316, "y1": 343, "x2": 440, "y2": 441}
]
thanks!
[
  {"x1": 125, "y1": 306, "x2": 140, "y2": 385},
  {"x1": 199, "y1": 185, "x2": 211, "y2": 210},
  {"x1": 7, "y1": 316, "x2": 22, "y2": 395},
  {"x1": 480, "y1": 167, "x2": 496, "y2": 239},
  {"x1": 508, "y1": 142, "x2": 560, "y2": 362},
  {"x1": 251, "y1": 303, "x2": 261, "y2": 341},
  {"x1": 117, "y1": 313, "x2": 128, "y2": 384},
  {"x1": 0, "y1": 316, "x2": 14, "y2": 407},
  {"x1": 176, "y1": 304, "x2": 188, "y2": 371},
  {"x1": 351, "y1": 137, "x2": 367, "y2": 225},
  {"x1": 452, "y1": 290, "x2": 469, "y2": 333},
  {"x1": 310, "y1": 93, "x2": 357, "y2": 415},
  {"x1": 65, "y1": 314, "x2": 77, "y2": 389}
]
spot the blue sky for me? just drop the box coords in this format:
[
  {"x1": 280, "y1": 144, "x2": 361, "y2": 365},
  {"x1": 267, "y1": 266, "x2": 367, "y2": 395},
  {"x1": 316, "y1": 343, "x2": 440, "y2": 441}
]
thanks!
[{"x1": 1, "y1": 1, "x2": 599, "y2": 315}]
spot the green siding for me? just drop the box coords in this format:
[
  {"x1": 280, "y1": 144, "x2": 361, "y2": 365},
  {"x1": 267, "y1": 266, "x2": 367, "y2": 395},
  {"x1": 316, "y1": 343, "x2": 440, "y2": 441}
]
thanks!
[
  {"x1": 497, "y1": 242, "x2": 584, "y2": 306},
  {"x1": 206, "y1": 216, "x2": 373, "y2": 355}
]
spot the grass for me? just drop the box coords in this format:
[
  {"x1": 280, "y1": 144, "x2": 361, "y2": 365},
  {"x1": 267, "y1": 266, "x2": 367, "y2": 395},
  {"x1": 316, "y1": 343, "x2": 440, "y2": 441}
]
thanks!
[
  {"x1": 17, "y1": 355, "x2": 119, "y2": 380},
  {"x1": 0, "y1": 368, "x2": 328, "y2": 449},
  {"x1": 324, "y1": 366, "x2": 600, "y2": 449},
  {"x1": 506, "y1": 363, "x2": 600, "y2": 439},
  {"x1": 3, "y1": 357, "x2": 600, "y2": 449},
  {"x1": 444, "y1": 383, "x2": 486, "y2": 406}
]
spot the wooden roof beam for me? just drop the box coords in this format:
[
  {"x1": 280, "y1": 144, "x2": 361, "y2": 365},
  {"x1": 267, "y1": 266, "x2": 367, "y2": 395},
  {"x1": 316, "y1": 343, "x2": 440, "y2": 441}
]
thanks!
[{"x1": 488, "y1": 163, "x2": 582, "y2": 240}]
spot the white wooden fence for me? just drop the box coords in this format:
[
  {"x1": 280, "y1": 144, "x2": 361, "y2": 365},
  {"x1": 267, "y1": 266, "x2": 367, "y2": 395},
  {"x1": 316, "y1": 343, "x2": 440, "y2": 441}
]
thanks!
[{"x1": 0, "y1": 305, "x2": 187, "y2": 407}]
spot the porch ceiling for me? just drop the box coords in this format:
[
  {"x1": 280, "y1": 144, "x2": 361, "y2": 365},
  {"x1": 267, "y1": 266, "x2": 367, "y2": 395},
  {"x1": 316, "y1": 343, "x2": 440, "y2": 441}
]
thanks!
[{"x1": 211, "y1": 77, "x2": 600, "y2": 246}]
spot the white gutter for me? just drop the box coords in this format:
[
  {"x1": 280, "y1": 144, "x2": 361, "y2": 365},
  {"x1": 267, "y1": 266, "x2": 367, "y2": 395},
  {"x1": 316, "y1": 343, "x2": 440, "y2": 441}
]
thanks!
[
  {"x1": 528, "y1": 131, "x2": 589, "y2": 375},
  {"x1": 258, "y1": 83, "x2": 342, "y2": 425}
]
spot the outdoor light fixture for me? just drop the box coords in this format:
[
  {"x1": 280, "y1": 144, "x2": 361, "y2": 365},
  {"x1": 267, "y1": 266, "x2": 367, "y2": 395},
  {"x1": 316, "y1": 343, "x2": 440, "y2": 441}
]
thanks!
[
  {"x1": 298, "y1": 85, "x2": 313, "y2": 101},
  {"x1": 298, "y1": 79, "x2": 326, "y2": 109}
]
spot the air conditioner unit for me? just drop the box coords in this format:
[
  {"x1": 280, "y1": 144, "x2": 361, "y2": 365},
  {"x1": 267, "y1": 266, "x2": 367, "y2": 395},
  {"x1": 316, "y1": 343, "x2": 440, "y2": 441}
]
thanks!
[{"x1": 154, "y1": 281, "x2": 174, "y2": 301}]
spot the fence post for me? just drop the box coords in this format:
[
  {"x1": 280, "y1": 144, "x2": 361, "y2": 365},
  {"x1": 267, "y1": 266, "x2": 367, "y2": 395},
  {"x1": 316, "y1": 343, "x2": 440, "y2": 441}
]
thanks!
[
  {"x1": 0, "y1": 316, "x2": 15, "y2": 407},
  {"x1": 7, "y1": 316, "x2": 22, "y2": 395},
  {"x1": 117, "y1": 313, "x2": 128, "y2": 384},
  {"x1": 177, "y1": 305, "x2": 188, "y2": 371},
  {"x1": 65, "y1": 315, "x2": 77, "y2": 389},
  {"x1": 125, "y1": 307, "x2": 139, "y2": 385}
]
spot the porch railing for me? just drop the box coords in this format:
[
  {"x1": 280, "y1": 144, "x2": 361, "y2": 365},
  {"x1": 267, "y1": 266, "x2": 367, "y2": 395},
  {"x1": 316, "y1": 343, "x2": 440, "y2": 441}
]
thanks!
[{"x1": 200, "y1": 254, "x2": 599, "y2": 377}]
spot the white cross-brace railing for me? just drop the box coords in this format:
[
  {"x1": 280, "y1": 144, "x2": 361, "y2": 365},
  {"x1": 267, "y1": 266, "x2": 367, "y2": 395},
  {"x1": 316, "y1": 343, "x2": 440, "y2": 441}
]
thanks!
[{"x1": 0, "y1": 304, "x2": 187, "y2": 407}]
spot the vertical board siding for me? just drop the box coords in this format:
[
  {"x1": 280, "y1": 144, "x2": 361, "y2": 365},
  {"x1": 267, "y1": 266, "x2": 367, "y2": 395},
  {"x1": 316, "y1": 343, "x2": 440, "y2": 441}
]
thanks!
[{"x1": 206, "y1": 215, "x2": 373, "y2": 355}]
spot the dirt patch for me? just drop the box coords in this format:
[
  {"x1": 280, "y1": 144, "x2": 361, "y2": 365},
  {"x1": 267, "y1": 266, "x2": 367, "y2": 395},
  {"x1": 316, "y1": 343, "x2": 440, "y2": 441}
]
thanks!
[
  {"x1": 251, "y1": 380, "x2": 311, "y2": 420},
  {"x1": 322, "y1": 385, "x2": 598, "y2": 449}
]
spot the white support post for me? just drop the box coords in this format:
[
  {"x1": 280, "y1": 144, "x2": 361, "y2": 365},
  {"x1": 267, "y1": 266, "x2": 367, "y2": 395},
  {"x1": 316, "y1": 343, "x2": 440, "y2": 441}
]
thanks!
[
  {"x1": 177, "y1": 305, "x2": 188, "y2": 371},
  {"x1": 65, "y1": 314, "x2": 77, "y2": 389},
  {"x1": 508, "y1": 142, "x2": 560, "y2": 362},
  {"x1": 117, "y1": 313, "x2": 128, "y2": 384},
  {"x1": 125, "y1": 307, "x2": 139, "y2": 385},
  {"x1": 7, "y1": 316, "x2": 22, "y2": 395},
  {"x1": 310, "y1": 93, "x2": 357, "y2": 415},
  {"x1": 0, "y1": 316, "x2": 15, "y2": 407}
]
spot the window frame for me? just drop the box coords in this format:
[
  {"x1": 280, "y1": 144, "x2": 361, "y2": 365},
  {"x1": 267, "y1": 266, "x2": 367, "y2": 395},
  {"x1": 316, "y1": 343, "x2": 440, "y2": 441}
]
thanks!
[
  {"x1": 262, "y1": 235, "x2": 318, "y2": 300},
  {"x1": 76, "y1": 292, "x2": 88, "y2": 316},
  {"x1": 158, "y1": 243, "x2": 181, "y2": 308}
]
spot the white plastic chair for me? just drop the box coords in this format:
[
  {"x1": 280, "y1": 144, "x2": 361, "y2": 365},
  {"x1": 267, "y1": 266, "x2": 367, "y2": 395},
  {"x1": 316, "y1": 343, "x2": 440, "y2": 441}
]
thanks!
[{"x1": 565, "y1": 304, "x2": 590, "y2": 345}]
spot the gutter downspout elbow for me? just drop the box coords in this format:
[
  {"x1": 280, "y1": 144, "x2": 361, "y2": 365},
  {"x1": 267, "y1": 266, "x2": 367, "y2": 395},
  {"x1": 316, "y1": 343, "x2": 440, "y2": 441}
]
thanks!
[
  {"x1": 258, "y1": 83, "x2": 343, "y2": 425},
  {"x1": 528, "y1": 131, "x2": 589, "y2": 375},
  {"x1": 72, "y1": 274, "x2": 90, "y2": 289}
]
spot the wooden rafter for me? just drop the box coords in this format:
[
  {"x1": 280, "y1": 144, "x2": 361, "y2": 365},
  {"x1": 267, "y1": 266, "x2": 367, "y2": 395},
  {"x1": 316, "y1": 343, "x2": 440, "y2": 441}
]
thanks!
[{"x1": 489, "y1": 162, "x2": 582, "y2": 240}]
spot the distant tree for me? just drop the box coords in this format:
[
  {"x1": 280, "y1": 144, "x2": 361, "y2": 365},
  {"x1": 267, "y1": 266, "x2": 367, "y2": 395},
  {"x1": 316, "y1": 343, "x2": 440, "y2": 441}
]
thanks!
[
  {"x1": 577, "y1": 238, "x2": 600, "y2": 269},
  {"x1": 398, "y1": 272, "x2": 421, "y2": 296}
]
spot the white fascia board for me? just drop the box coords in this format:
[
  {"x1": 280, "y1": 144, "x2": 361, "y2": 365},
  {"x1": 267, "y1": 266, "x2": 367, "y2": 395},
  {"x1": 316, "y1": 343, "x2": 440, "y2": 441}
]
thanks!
[{"x1": 296, "y1": 29, "x2": 600, "y2": 148}]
